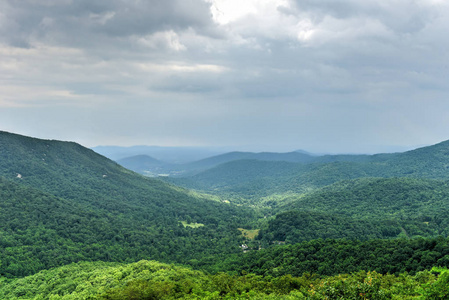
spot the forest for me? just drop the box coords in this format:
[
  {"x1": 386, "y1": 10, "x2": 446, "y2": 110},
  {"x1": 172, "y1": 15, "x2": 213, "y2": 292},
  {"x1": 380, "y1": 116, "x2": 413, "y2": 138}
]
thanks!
[
  {"x1": 3, "y1": 131, "x2": 449, "y2": 298},
  {"x1": 1, "y1": 260, "x2": 449, "y2": 299}
]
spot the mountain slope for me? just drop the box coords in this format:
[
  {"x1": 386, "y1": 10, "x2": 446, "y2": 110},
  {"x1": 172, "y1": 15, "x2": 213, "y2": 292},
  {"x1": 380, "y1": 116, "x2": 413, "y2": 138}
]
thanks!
[
  {"x1": 0, "y1": 131, "x2": 256, "y2": 277},
  {"x1": 167, "y1": 159, "x2": 385, "y2": 200},
  {"x1": 256, "y1": 210, "x2": 431, "y2": 244},
  {"x1": 248, "y1": 177, "x2": 449, "y2": 246},
  {"x1": 168, "y1": 139, "x2": 449, "y2": 201},
  {"x1": 183, "y1": 151, "x2": 317, "y2": 170},
  {"x1": 0, "y1": 131, "x2": 243, "y2": 219},
  {"x1": 280, "y1": 177, "x2": 449, "y2": 221}
]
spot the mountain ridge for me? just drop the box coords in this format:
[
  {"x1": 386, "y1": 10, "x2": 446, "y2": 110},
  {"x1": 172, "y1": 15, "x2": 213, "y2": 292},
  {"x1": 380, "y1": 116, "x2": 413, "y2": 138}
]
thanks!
[
  {"x1": 0, "y1": 131, "x2": 255, "y2": 277},
  {"x1": 166, "y1": 138, "x2": 449, "y2": 201}
]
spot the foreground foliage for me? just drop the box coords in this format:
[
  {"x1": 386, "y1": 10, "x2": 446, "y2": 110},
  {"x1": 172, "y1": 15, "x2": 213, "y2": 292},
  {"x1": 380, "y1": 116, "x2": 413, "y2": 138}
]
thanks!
[{"x1": 1, "y1": 260, "x2": 449, "y2": 299}]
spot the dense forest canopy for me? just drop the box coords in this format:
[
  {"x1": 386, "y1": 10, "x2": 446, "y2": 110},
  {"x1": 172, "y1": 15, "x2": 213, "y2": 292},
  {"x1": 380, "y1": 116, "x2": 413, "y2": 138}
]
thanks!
[
  {"x1": 3, "y1": 131, "x2": 449, "y2": 298},
  {"x1": 0, "y1": 131, "x2": 258, "y2": 277}
]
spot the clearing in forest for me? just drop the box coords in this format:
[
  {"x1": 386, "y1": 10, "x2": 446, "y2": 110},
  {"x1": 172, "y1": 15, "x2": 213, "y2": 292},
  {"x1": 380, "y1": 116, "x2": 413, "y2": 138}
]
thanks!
[{"x1": 238, "y1": 228, "x2": 259, "y2": 240}]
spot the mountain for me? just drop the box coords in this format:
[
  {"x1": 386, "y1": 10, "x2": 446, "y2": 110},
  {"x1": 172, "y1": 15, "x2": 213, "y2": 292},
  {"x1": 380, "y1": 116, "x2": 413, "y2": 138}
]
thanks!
[
  {"x1": 176, "y1": 151, "x2": 316, "y2": 174},
  {"x1": 109, "y1": 146, "x2": 398, "y2": 178},
  {"x1": 0, "y1": 131, "x2": 255, "y2": 277},
  {"x1": 91, "y1": 145, "x2": 227, "y2": 163},
  {"x1": 253, "y1": 177, "x2": 449, "y2": 245},
  {"x1": 256, "y1": 210, "x2": 432, "y2": 244},
  {"x1": 166, "y1": 159, "x2": 382, "y2": 200},
  {"x1": 167, "y1": 139, "x2": 449, "y2": 201},
  {"x1": 115, "y1": 151, "x2": 317, "y2": 177},
  {"x1": 95, "y1": 141, "x2": 447, "y2": 181},
  {"x1": 180, "y1": 151, "x2": 256, "y2": 170},
  {"x1": 280, "y1": 177, "x2": 449, "y2": 219}
]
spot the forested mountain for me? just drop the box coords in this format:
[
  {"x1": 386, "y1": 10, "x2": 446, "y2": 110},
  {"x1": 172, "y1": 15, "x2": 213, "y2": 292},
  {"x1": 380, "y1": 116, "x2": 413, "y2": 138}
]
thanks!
[
  {"x1": 111, "y1": 147, "x2": 396, "y2": 177},
  {"x1": 251, "y1": 178, "x2": 449, "y2": 245},
  {"x1": 312, "y1": 152, "x2": 396, "y2": 163},
  {"x1": 280, "y1": 178, "x2": 449, "y2": 219},
  {"x1": 0, "y1": 131, "x2": 256, "y2": 277},
  {"x1": 184, "y1": 151, "x2": 317, "y2": 169},
  {"x1": 168, "y1": 139, "x2": 449, "y2": 201},
  {"x1": 115, "y1": 150, "x2": 316, "y2": 177},
  {"x1": 256, "y1": 210, "x2": 434, "y2": 245},
  {"x1": 0, "y1": 131, "x2": 248, "y2": 221},
  {"x1": 167, "y1": 159, "x2": 384, "y2": 200}
]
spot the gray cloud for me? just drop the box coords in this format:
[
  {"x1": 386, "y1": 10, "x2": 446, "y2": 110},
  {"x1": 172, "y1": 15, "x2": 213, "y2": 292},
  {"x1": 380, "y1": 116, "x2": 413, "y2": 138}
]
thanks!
[
  {"x1": 1, "y1": 0, "x2": 449, "y2": 153},
  {"x1": 286, "y1": 0, "x2": 435, "y2": 34},
  {"x1": 0, "y1": 0, "x2": 215, "y2": 48}
]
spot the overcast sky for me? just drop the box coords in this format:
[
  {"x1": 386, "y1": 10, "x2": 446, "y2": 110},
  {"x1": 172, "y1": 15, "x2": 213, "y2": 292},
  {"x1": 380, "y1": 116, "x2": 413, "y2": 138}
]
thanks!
[{"x1": 1, "y1": 0, "x2": 448, "y2": 153}]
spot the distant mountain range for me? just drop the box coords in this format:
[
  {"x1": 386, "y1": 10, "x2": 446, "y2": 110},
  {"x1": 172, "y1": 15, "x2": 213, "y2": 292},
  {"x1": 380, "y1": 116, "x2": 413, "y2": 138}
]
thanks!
[
  {"x1": 91, "y1": 145, "x2": 230, "y2": 163},
  {"x1": 165, "y1": 139, "x2": 449, "y2": 200},
  {"x1": 110, "y1": 148, "x2": 398, "y2": 177}
]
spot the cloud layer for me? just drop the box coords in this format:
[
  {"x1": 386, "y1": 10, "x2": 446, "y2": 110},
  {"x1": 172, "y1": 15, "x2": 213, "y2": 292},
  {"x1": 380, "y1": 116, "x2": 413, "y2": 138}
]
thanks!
[{"x1": 1, "y1": 0, "x2": 448, "y2": 152}]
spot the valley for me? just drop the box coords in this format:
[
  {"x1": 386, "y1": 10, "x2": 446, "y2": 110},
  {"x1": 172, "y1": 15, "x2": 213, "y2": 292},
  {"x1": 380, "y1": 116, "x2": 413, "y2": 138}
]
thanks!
[{"x1": 2, "y1": 131, "x2": 449, "y2": 298}]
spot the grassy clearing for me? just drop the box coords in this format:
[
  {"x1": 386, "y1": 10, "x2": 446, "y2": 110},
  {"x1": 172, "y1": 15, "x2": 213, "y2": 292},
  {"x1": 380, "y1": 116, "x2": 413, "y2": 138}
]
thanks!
[
  {"x1": 238, "y1": 228, "x2": 260, "y2": 240},
  {"x1": 180, "y1": 221, "x2": 205, "y2": 228}
]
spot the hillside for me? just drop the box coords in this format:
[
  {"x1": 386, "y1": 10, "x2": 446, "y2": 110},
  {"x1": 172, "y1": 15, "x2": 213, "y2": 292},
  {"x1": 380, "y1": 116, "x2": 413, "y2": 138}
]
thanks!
[
  {"x1": 280, "y1": 177, "x2": 449, "y2": 221},
  {"x1": 168, "y1": 139, "x2": 449, "y2": 202},
  {"x1": 222, "y1": 237, "x2": 449, "y2": 277},
  {"x1": 0, "y1": 131, "x2": 257, "y2": 277},
  {"x1": 0, "y1": 131, "x2": 251, "y2": 221},
  {"x1": 256, "y1": 210, "x2": 435, "y2": 245},
  {"x1": 183, "y1": 151, "x2": 317, "y2": 170},
  {"x1": 167, "y1": 159, "x2": 385, "y2": 201}
]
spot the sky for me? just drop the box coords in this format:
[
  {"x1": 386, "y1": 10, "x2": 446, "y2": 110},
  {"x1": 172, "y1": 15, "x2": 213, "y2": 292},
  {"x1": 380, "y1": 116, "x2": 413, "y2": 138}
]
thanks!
[{"x1": 1, "y1": 0, "x2": 449, "y2": 153}]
